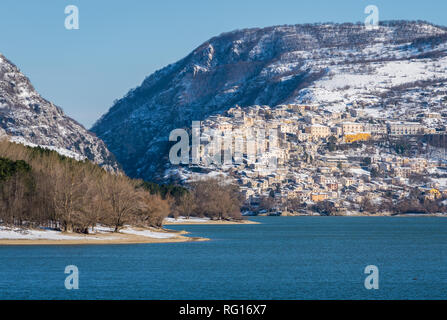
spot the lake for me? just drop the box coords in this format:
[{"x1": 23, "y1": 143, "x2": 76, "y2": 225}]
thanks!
[{"x1": 0, "y1": 217, "x2": 446, "y2": 299}]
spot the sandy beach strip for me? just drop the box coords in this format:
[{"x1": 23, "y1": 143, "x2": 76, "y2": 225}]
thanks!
[{"x1": 0, "y1": 226, "x2": 209, "y2": 246}]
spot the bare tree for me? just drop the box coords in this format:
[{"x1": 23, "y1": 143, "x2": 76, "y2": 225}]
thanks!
[
  {"x1": 102, "y1": 175, "x2": 142, "y2": 232},
  {"x1": 177, "y1": 191, "x2": 197, "y2": 219}
]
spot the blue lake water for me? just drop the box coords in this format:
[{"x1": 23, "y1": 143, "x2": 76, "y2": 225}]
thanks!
[{"x1": 0, "y1": 216, "x2": 446, "y2": 300}]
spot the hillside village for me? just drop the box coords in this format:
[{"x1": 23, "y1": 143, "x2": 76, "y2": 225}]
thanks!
[
  {"x1": 171, "y1": 102, "x2": 447, "y2": 216},
  {"x1": 91, "y1": 21, "x2": 447, "y2": 183},
  {"x1": 4, "y1": 21, "x2": 447, "y2": 217}
]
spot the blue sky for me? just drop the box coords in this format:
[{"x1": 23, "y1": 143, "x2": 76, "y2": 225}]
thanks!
[{"x1": 1, "y1": 0, "x2": 447, "y2": 128}]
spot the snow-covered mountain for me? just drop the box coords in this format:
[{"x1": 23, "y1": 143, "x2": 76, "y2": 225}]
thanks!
[
  {"x1": 91, "y1": 20, "x2": 447, "y2": 180},
  {"x1": 0, "y1": 53, "x2": 119, "y2": 171}
]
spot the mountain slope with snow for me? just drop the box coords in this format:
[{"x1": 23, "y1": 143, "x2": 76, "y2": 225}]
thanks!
[
  {"x1": 91, "y1": 20, "x2": 447, "y2": 180},
  {"x1": 0, "y1": 53, "x2": 119, "y2": 171}
]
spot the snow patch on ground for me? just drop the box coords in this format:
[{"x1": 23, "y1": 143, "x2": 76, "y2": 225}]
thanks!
[
  {"x1": 120, "y1": 227, "x2": 177, "y2": 239},
  {"x1": 165, "y1": 217, "x2": 211, "y2": 223},
  {"x1": 0, "y1": 225, "x2": 177, "y2": 240},
  {"x1": 0, "y1": 226, "x2": 92, "y2": 240},
  {"x1": 9, "y1": 136, "x2": 86, "y2": 161}
]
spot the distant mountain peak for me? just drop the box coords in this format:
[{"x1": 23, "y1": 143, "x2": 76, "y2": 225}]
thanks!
[
  {"x1": 91, "y1": 20, "x2": 447, "y2": 180},
  {"x1": 0, "y1": 53, "x2": 120, "y2": 171}
]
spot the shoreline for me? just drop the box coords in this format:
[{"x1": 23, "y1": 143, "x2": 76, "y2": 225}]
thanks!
[
  {"x1": 3, "y1": 214, "x2": 443, "y2": 246},
  {"x1": 0, "y1": 218, "x2": 259, "y2": 246},
  {"x1": 277, "y1": 212, "x2": 447, "y2": 217},
  {"x1": 164, "y1": 218, "x2": 260, "y2": 225},
  {"x1": 0, "y1": 226, "x2": 209, "y2": 246}
]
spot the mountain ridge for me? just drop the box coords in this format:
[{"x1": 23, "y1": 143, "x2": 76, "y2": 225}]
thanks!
[
  {"x1": 0, "y1": 53, "x2": 120, "y2": 171},
  {"x1": 91, "y1": 20, "x2": 447, "y2": 180}
]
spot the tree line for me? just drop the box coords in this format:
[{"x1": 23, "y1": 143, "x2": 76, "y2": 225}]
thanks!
[{"x1": 0, "y1": 139, "x2": 242, "y2": 233}]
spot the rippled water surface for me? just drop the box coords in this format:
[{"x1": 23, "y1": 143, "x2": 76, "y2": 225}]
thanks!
[{"x1": 0, "y1": 217, "x2": 446, "y2": 299}]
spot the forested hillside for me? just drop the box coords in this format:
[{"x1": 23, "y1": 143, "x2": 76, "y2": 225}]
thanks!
[
  {"x1": 0, "y1": 139, "x2": 242, "y2": 233},
  {"x1": 91, "y1": 21, "x2": 447, "y2": 180}
]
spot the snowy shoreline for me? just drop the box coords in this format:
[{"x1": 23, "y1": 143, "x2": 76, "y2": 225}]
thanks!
[
  {"x1": 163, "y1": 216, "x2": 259, "y2": 225},
  {"x1": 0, "y1": 225, "x2": 208, "y2": 245}
]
